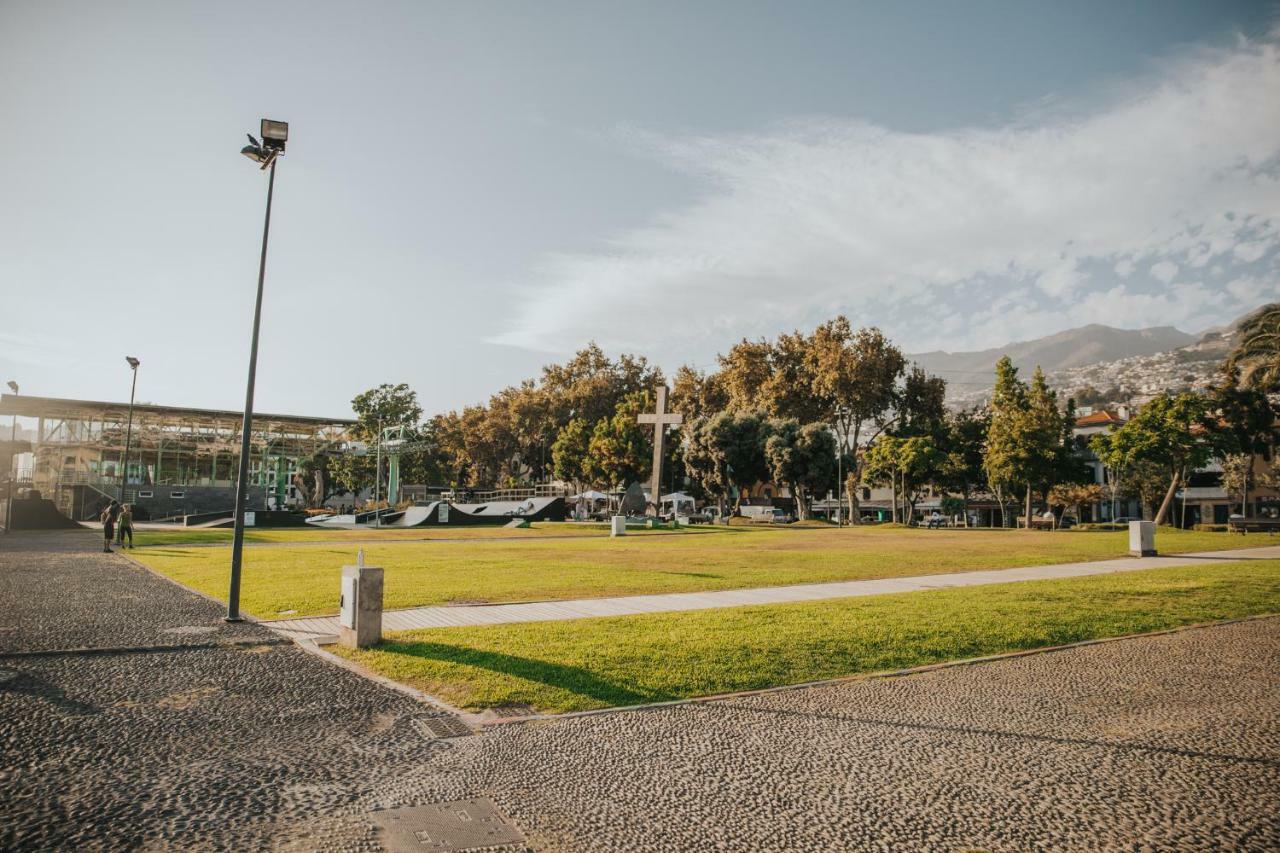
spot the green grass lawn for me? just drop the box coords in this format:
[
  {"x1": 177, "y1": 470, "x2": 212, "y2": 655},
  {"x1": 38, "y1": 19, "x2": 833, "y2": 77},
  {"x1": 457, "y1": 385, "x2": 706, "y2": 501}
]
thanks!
[
  {"x1": 336, "y1": 560, "x2": 1280, "y2": 713},
  {"x1": 130, "y1": 524, "x2": 1280, "y2": 618}
]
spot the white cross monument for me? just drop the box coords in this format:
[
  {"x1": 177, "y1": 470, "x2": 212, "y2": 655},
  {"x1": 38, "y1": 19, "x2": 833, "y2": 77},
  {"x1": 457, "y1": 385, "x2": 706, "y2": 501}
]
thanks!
[{"x1": 637, "y1": 384, "x2": 683, "y2": 515}]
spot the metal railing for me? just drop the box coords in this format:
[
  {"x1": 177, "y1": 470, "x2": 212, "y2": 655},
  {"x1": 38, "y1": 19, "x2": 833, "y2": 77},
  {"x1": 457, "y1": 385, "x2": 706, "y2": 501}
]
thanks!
[{"x1": 440, "y1": 483, "x2": 571, "y2": 503}]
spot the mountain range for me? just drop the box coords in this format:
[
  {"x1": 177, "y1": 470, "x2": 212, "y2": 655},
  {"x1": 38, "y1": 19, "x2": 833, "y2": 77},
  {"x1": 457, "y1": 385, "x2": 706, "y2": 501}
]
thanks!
[{"x1": 909, "y1": 311, "x2": 1258, "y2": 406}]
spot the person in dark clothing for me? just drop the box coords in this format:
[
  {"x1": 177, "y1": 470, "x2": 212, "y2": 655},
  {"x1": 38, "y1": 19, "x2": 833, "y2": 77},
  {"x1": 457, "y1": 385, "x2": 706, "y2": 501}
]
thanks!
[
  {"x1": 100, "y1": 500, "x2": 120, "y2": 553},
  {"x1": 118, "y1": 503, "x2": 135, "y2": 549}
]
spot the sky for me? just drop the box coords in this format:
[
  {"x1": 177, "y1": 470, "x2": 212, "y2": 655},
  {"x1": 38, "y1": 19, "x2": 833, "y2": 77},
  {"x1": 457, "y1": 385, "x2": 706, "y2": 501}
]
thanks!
[{"x1": 1, "y1": 1, "x2": 1278, "y2": 419}]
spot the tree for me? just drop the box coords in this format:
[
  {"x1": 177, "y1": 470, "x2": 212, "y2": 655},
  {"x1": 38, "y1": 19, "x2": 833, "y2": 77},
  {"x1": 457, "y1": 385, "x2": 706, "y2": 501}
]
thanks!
[
  {"x1": 864, "y1": 435, "x2": 943, "y2": 523},
  {"x1": 551, "y1": 418, "x2": 593, "y2": 490},
  {"x1": 764, "y1": 420, "x2": 838, "y2": 520},
  {"x1": 1047, "y1": 482, "x2": 1102, "y2": 522},
  {"x1": 1220, "y1": 454, "x2": 1254, "y2": 513},
  {"x1": 291, "y1": 449, "x2": 334, "y2": 508},
  {"x1": 983, "y1": 357, "x2": 1030, "y2": 528},
  {"x1": 670, "y1": 365, "x2": 729, "y2": 420},
  {"x1": 1208, "y1": 368, "x2": 1278, "y2": 516},
  {"x1": 540, "y1": 343, "x2": 662, "y2": 433},
  {"x1": 330, "y1": 383, "x2": 424, "y2": 496},
  {"x1": 808, "y1": 320, "x2": 907, "y2": 522},
  {"x1": 1090, "y1": 428, "x2": 1139, "y2": 522},
  {"x1": 682, "y1": 411, "x2": 772, "y2": 513},
  {"x1": 936, "y1": 408, "x2": 990, "y2": 512},
  {"x1": 1024, "y1": 367, "x2": 1071, "y2": 523},
  {"x1": 1113, "y1": 392, "x2": 1212, "y2": 525},
  {"x1": 1228, "y1": 303, "x2": 1280, "y2": 391},
  {"x1": 586, "y1": 392, "x2": 653, "y2": 489},
  {"x1": 683, "y1": 417, "x2": 730, "y2": 511},
  {"x1": 717, "y1": 339, "x2": 776, "y2": 414},
  {"x1": 896, "y1": 365, "x2": 947, "y2": 439}
]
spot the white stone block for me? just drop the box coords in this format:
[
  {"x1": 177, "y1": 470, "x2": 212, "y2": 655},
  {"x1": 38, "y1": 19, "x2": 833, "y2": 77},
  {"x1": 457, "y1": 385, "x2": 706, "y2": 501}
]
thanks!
[
  {"x1": 1129, "y1": 520, "x2": 1156, "y2": 557},
  {"x1": 611, "y1": 515, "x2": 627, "y2": 537}
]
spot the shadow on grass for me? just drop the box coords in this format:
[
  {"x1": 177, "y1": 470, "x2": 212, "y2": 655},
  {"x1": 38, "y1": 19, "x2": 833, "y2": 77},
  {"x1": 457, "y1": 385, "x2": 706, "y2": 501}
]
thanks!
[
  {"x1": 378, "y1": 641, "x2": 672, "y2": 707},
  {"x1": 658, "y1": 571, "x2": 723, "y2": 579}
]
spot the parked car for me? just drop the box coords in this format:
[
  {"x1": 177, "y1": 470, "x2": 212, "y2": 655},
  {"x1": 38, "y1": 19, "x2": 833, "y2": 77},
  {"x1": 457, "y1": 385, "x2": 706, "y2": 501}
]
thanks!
[{"x1": 739, "y1": 505, "x2": 793, "y2": 524}]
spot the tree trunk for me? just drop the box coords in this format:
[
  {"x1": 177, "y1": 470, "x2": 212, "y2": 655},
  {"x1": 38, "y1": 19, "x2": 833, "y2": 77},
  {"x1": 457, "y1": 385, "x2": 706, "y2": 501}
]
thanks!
[
  {"x1": 1024, "y1": 483, "x2": 1032, "y2": 530},
  {"x1": 1243, "y1": 452, "x2": 1254, "y2": 517},
  {"x1": 1154, "y1": 471, "x2": 1179, "y2": 526},
  {"x1": 890, "y1": 473, "x2": 898, "y2": 523},
  {"x1": 793, "y1": 483, "x2": 806, "y2": 521},
  {"x1": 846, "y1": 423, "x2": 862, "y2": 525}
]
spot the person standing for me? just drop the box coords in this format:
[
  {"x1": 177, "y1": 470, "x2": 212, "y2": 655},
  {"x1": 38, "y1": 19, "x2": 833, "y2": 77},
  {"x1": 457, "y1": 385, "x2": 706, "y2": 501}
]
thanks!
[
  {"x1": 100, "y1": 500, "x2": 120, "y2": 553},
  {"x1": 118, "y1": 503, "x2": 135, "y2": 549}
]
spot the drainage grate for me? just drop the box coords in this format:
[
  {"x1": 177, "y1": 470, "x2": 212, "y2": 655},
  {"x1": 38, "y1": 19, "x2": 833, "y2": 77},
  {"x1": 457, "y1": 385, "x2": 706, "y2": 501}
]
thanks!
[
  {"x1": 412, "y1": 715, "x2": 474, "y2": 740},
  {"x1": 368, "y1": 798, "x2": 524, "y2": 852}
]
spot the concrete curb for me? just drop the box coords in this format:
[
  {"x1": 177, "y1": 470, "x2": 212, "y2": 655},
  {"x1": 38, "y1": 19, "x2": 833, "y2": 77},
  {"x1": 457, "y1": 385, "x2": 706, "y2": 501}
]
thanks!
[
  {"x1": 294, "y1": 635, "x2": 476, "y2": 724},
  {"x1": 472, "y1": 613, "x2": 1280, "y2": 727}
]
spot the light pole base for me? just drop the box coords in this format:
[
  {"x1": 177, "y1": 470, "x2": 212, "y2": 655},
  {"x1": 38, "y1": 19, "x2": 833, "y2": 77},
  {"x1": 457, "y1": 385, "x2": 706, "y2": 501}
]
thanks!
[{"x1": 224, "y1": 615, "x2": 245, "y2": 623}]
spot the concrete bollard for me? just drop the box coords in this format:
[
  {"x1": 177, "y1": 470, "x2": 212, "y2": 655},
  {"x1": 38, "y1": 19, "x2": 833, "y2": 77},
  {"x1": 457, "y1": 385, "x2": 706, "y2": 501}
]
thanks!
[
  {"x1": 339, "y1": 549, "x2": 384, "y2": 649},
  {"x1": 1129, "y1": 520, "x2": 1156, "y2": 557},
  {"x1": 611, "y1": 515, "x2": 627, "y2": 537}
]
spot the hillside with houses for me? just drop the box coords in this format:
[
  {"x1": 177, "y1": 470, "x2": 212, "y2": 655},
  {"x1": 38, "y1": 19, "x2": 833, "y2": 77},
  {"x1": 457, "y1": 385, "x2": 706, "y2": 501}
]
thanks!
[{"x1": 930, "y1": 321, "x2": 1238, "y2": 410}]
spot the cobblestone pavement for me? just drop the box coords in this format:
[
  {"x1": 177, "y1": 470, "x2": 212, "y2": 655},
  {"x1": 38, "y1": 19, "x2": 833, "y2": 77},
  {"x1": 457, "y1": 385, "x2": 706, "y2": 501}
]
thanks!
[{"x1": 2, "y1": 530, "x2": 1278, "y2": 850}]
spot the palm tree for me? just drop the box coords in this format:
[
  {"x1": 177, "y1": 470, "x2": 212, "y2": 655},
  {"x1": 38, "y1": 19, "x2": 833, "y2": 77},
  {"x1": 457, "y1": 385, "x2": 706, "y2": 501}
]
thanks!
[{"x1": 1228, "y1": 303, "x2": 1280, "y2": 391}]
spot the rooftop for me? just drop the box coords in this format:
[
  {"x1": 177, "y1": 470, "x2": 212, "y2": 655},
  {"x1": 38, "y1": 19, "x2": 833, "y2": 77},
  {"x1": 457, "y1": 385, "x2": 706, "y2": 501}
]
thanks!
[
  {"x1": 0, "y1": 394, "x2": 355, "y2": 430},
  {"x1": 1074, "y1": 410, "x2": 1126, "y2": 428}
]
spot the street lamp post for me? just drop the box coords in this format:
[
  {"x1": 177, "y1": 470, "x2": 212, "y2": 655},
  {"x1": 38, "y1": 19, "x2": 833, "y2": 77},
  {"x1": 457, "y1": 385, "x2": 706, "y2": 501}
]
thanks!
[
  {"x1": 834, "y1": 407, "x2": 849, "y2": 527},
  {"x1": 228, "y1": 118, "x2": 288, "y2": 622},
  {"x1": 4, "y1": 380, "x2": 17, "y2": 534},
  {"x1": 117, "y1": 358, "x2": 140, "y2": 541}
]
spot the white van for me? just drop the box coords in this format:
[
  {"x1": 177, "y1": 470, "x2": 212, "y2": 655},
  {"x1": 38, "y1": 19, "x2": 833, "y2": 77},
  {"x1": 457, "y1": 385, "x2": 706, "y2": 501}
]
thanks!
[{"x1": 739, "y1": 505, "x2": 793, "y2": 524}]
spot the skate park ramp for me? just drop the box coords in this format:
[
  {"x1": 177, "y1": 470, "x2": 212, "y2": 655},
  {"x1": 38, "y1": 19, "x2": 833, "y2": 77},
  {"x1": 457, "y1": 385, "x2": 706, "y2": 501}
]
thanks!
[
  {"x1": 307, "y1": 497, "x2": 568, "y2": 528},
  {"x1": 4, "y1": 497, "x2": 82, "y2": 530},
  {"x1": 384, "y1": 503, "x2": 441, "y2": 527}
]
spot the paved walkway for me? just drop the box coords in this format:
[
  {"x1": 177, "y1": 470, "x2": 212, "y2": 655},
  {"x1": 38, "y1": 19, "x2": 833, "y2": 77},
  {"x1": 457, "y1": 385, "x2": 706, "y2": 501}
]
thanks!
[{"x1": 264, "y1": 544, "x2": 1280, "y2": 641}]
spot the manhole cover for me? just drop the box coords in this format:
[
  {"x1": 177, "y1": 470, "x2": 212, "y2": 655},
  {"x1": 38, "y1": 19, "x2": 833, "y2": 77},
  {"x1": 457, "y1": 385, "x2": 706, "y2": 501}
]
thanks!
[
  {"x1": 412, "y1": 716, "x2": 474, "y2": 740},
  {"x1": 162, "y1": 626, "x2": 218, "y2": 636},
  {"x1": 368, "y1": 798, "x2": 524, "y2": 851}
]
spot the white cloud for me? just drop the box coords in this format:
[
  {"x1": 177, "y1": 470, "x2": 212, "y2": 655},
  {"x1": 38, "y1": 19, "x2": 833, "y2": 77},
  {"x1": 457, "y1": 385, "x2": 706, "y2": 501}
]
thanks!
[
  {"x1": 1234, "y1": 240, "x2": 1270, "y2": 263},
  {"x1": 493, "y1": 31, "x2": 1280, "y2": 360},
  {"x1": 1150, "y1": 261, "x2": 1179, "y2": 284}
]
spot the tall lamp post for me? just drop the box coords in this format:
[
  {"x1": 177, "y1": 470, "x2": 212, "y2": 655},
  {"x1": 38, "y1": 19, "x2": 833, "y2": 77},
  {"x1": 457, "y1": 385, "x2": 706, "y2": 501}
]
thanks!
[
  {"x1": 4, "y1": 380, "x2": 17, "y2": 534},
  {"x1": 227, "y1": 118, "x2": 288, "y2": 622},
  {"x1": 117, "y1": 358, "x2": 140, "y2": 540},
  {"x1": 834, "y1": 406, "x2": 849, "y2": 527}
]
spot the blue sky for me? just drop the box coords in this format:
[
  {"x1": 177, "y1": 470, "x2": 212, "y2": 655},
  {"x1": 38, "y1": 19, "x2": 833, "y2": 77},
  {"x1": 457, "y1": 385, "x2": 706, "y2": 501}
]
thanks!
[{"x1": 1, "y1": 1, "x2": 1277, "y2": 417}]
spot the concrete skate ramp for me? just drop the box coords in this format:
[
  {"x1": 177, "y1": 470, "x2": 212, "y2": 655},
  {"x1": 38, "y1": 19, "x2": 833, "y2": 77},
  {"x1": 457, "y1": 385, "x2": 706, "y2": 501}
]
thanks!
[
  {"x1": 383, "y1": 503, "x2": 441, "y2": 527},
  {"x1": 386, "y1": 497, "x2": 567, "y2": 527},
  {"x1": 5, "y1": 498, "x2": 81, "y2": 530}
]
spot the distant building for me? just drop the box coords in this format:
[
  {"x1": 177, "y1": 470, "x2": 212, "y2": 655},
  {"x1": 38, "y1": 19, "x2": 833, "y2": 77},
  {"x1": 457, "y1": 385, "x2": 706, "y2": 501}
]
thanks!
[{"x1": 0, "y1": 394, "x2": 354, "y2": 522}]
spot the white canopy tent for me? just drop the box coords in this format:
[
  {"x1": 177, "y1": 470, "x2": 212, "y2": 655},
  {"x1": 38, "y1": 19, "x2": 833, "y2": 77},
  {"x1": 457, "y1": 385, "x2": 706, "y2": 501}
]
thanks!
[{"x1": 660, "y1": 491, "x2": 697, "y2": 513}]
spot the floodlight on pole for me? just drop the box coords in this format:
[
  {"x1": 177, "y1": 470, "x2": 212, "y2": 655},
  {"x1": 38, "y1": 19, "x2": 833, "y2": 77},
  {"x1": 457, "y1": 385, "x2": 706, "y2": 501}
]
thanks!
[
  {"x1": 117, "y1": 358, "x2": 140, "y2": 536},
  {"x1": 227, "y1": 118, "x2": 287, "y2": 622},
  {"x1": 4, "y1": 380, "x2": 17, "y2": 535}
]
